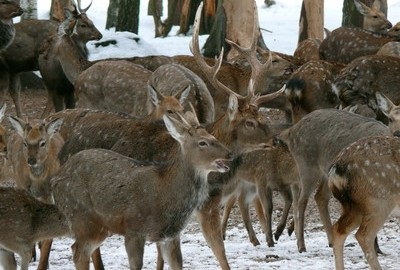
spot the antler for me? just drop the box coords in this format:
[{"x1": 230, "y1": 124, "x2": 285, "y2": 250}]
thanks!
[
  {"x1": 76, "y1": 0, "x2": 92, "y2": 14},
  {"x1": 190, "y1": 2, "x2": 284, "y2": 107}
]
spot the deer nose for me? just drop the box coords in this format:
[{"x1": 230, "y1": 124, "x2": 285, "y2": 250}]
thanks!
[
  {"x1": 27, "y1": 157, "x2": 37, "y2": 166},
  {"x1": 393, "y1": 130, "x2": 400, "y2": 137}
]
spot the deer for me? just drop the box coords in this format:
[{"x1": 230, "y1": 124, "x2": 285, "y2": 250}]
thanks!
[
  {"x1": 50, "y1": 111, "x2": 232, "y2": 270},
  {"x1": 0, "y1": 187, "x2": 70, "y2": 270},
  {"x1": 271, "y1": 93, "x2": 400, "y2": 253},
  {"x1": 328, "y1": 135, "x2": 400, "y2": 270},
  {"x1": 38, "y1": 0, "x2": 102, "y2": 117},
  {"x1": 333, "y1": 54, "x2": 400, "y2": 124},
  {"x1": 0, "y1": 0, "x2": 23, "y2": 51},
  {"x1": 319, "y1": 0, "x2": 399, "y2": 64},
  {"x1": 376, "y1": 41, "x2": 400, "y2": 57}
]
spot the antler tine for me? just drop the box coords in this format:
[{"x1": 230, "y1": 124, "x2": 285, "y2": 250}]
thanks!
[
  {"x1": 224, "y1": 3, "x2": 272, "y2": 103},
  {"x1": 189, "y1": 2, "x2": 245, "y2": 100},
  {"x1": 253, "y1": 84, "x2": 286, "y2": 106},
  {"x1": 76, "y1": 0, "x2": 92, "y2": 14}
]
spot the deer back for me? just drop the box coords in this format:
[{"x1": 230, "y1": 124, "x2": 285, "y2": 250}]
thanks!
[
  {"x1": 376, "y1": 41, "x2": 400, "y2": 57},
  {"x1": 7, "y1": 117, "x2": 64, "y2": 201},
  {"x1": 148, "y1": 63, "x2": 215, "y2": 124},
  {"x1": 74, "y1": 60, "x2": 153, "y2": 116}
]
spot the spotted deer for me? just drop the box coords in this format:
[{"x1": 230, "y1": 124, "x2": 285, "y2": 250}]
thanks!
[
  {"x1": 319, "y1": 0, "x2": 398, "y2": 64},
  {"x1": 0, "y1": 187, "x2": 69, "y2": 270},
  {"x1": 50, "y1": 112, "x2": 232, "y2": 270},
  {"x1": 272, "y1": 93, "x2": 400, "y2": 253},
  {"x1": 328, "y1": 135, "x2": 400, "y2": 270}
]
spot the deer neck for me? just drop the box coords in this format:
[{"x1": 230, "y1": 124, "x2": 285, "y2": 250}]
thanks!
[
  {"x1": 33, "y1": 204, "x2": 69, "y2": 239},
  {"x1": 0, "y1": 19, "x2": 15, "y2": 51}
]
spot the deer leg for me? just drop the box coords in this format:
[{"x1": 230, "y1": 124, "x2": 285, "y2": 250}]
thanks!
[
  {"x1": 18, "y1": 246, "x2": 33, "y2": 270},
  {"x1": 71, "y1": 239, "x2": 93, "y2": 270},
  {"x1": 257, "y1": 186, "x2": 274, "y2": 247},
  {"x1": 157, "y1": 235, "x2": 183, "y2": 270},
  {"x1": 9, "y1": 73, "x2": 22, "y2": 118},
  {"x1": 64, "y1": 90, "x2": 76, "y2": 109},
  {"x1": 221, "y1": 194, "x2": 237, "y2": 241},
  {"x1": 196, "y1": 192, "x2": 230, "y2": 270},
  {"x1": 237, "y1": 187, "x2": 260, "y2": 246},
  {"x1": 124, "y1": 234, "x2": 146, "y2": 270},
  {"x1": 355, "y1": 211, "x2": 390, "y2": 270},
  {"x1": 253, "y1": 195, "x2": 268, "y2": 236},
  {"x1": 0, "y1": 248, "x2": 16, "y2": 270},
  {"x1": 314, "y1": 179, "x2": 333, "y2": 247},
  {"x1": 288, "y1": 184, "x2": 300, "y2": 236},
  {"x1": 41, "y1": 89, "x2": 55, "y2": 118},
  {"x1": 331, "y1": 204, "x2": 362, "y2": 270},
  {"x1": 156, "y1": 242, "x2": 165, "y2": 270},
  {"x1": 91, "y1": 248, "x2": 105, "y2": 270},
  {"x1": 37, "y1": 239, "x2": 52, "y2": 270},
  {"x1": 275, "y1": 187, "x2": 293, "y2": 241}
]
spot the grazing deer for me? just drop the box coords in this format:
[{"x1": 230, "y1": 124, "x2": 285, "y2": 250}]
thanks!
[
  {"x1": 39, "y1": 0, "x2": 102, "y2": 117},
  {"x1": 0, "y1": 187, "x2": 69, "y2": 270},
  {"x1": 51, "y1": 112, "x2": 232, "y2": 270},
  {"x1": 319, "y1": 0, "x2": 398, "y2": 64},
  {"x1": 333, "y1": 54, "x2": 400, "y2": 123},
  {"x1": 0, "y1": 0, "x2": 22, "y2": 51},
  {"x1": 328, "y1": 135, "x2": 400, "y2": 270},
  {"x1": 273, "y1": 107, "x2": 393, "y2": 253}
]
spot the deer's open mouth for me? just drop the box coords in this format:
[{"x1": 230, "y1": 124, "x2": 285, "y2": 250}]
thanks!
[{"x1": 215, "y1": 159, "x2": 230, "y2": 172}]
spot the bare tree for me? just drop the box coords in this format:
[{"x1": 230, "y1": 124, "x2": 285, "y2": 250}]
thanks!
[
  {"x1": 298, "y1": 0, "x2": 324, "y2": 44},
  {"x1": 106, "y1": 0, "x2": 140, "y2": 34},
  {"x1": 50, "y1": 0, "x2": 73, "y2": 21},
  {"x1": 20, "y1": 0, "x2": 37, "y2": 20}
]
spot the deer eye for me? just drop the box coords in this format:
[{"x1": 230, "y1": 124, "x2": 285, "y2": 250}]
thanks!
[
  {"x1": 245, "y1": 120, "x2": 256, "y2": 129},
  {"x1": 23, "y1": 141, "x2": 28, "y2": 147},
  {"x1": 373, "y1": 15, "x2": 378, "y2": 19},
  {"x1": 198, "y1": 140, "x2": 208, "y2": 147},
  {"x1": 39, "y1": 141, "x2": 46, "y2": 147},
  {"x1": 167, "y1": 110, "x2": 173, "y2": 114}
]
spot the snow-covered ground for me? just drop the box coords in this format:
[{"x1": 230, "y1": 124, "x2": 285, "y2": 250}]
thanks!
[{"x1": 10, "y1": 0, "x2": 400, "y2": 269}]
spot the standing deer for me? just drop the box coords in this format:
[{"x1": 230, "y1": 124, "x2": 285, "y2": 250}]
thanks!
[
  {"x1": 39, "y1": 0, "x2": 102, "y2": 116},
  {"x1": 51, "y1": 112, "x2": 232, "y2": 270},
  {"x1": 6, "y1": 116, "x2": 64, "y2": 270},
  {"x1": 328, "y1": 135, "x2": 400, "y2": 270},
  {"x1": 272, "y1": 97, "x2": 400, "y2": 253},
  {"x1": 0, "y1": 187, "x2": 69, "y2": 270}
]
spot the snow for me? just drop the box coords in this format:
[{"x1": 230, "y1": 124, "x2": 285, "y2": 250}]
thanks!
[{"x1": 15, "y1": 0, "x2": 400, "y2": 269}]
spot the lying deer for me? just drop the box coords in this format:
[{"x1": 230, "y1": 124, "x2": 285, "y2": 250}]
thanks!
[
  {"x1": 0, "y1": 187, "x2": 69, "y2": 270},
  {"x1": 328, "y1": 135, "x2": 400, "y2": 270},
  {"x1": 50, "y1": 111, "x2": 232, "y2": 269}
]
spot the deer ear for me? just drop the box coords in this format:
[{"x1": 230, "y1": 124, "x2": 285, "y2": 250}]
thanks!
[
  {"x1": 0, "y1": 104, "x2": 6, "y2": 122},
  {"x1": 46, "y1": 118, "x2": 64, "y2": 136},
  {"x1": 227, "y1": 94, "x2": 239, "y2": 122},
  {"x1": 376, "y1": 92, "x2": 394, "y2": 117},
  {"x1": 178, "y1": 86, "x2": 191, "y2": 105},
  {"x1": 148, "y1": 85, "x2": 163, "y2": 107},
  {"x1": 353, "y1": 0, "x2": 370, "y2": 15},
  {"x1": 8, "y1": 116, "x2": 26, "y2": 138},
  {"x1": 163, "y1": 114, "x2": 186, "y2": 143}
]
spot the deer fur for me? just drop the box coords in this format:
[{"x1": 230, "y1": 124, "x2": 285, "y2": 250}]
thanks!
[
  {"x1": 0, "y1": 0, "x2": 22, "y2": 51},
  {"x1": 329, "y1": 135, "x2": 400, "y2": 270},
  {"x1": 0, "y1": 187, "x2": 69, "y2": 270},
  {"x1": 50, "y1": 112, "x2": 232, "y2": 270}
]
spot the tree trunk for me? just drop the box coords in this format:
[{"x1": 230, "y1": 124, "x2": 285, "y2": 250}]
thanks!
[
  {"x1": 148, "y1": 0, "x2": 164, "y2": 37},
  {"x1": 21, "y1": 0, "x2": 38, "y2": 20},
  {"x1": 106, "y1": 0, "x2": 140, "y2": 34},
  {"x1": 298, "y1": 0, "x2": 324, "y2": 44},
  {"x1": 203, "y1": 0, "x2": 226, "y2": 58}
]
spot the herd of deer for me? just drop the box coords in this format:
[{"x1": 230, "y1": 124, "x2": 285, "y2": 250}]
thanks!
[{"x1": 0, "y1": 0, "x2": 399, "y2": 269}]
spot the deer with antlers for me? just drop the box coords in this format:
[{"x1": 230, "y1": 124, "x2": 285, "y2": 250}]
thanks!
[{"x1": 38, "y1": 0, "x2": 102, "y2": 117}]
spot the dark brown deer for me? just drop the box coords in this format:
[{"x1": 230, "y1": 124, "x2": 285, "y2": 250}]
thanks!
[
  {"x1": 329, "y1": 135, "x2": 400, "y2": 270},
  {"x1": 38, "y1": 0, "x2": 102, "y2": 117},
  {"x1": 0, "y1": 187, "x2": 69, "y2": 270},
  {"x1": 51, "y1": 112, "x2": 232, "y2": 270},
  {"x1": 272, "y1": 104, "x2": 398, "y2": 253}
]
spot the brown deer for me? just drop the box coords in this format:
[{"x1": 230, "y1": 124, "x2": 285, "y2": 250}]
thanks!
[
  {"x1": 50, "y1": 112, "x2": 232, "y2": 270},
  {"x1": 328, "y1": 135, "x2": 400, "y2": 270},
  {"x1": 272, "y1": 99, "x2": 400, "y2": 253},
  {"x1": 333, "y1": 54, "x2": 400, "y2": 123},
  {"x1": 319, "y1": 0, "x2": 398, "y2": 64},
  {"x1": 6, "y1": 116, "x2": 64, "y2": 270},
  {"x1": 38, "y1": 0, "x2": 102, "y2": 117},
  {"x1": 0, "y1": 187, "x2": 70, "y2": 270},
  {"x1": 376, "y1": 41, "x2": 400, "y2": 57}
]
